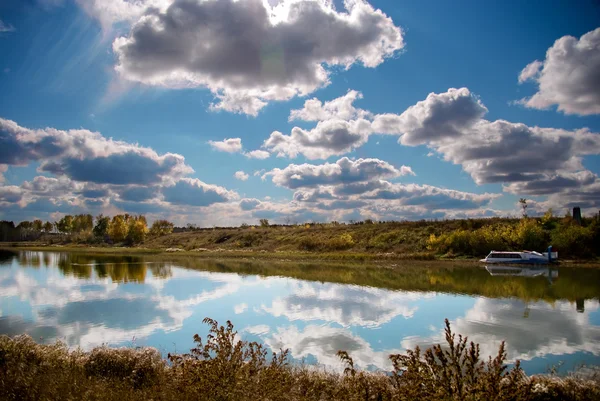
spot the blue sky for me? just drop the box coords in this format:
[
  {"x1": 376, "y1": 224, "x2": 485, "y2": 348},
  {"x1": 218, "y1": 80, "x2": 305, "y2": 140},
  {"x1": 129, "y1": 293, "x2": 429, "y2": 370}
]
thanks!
[{"x1": 1, "y1": 0, "x2": 599, "y2": 226}]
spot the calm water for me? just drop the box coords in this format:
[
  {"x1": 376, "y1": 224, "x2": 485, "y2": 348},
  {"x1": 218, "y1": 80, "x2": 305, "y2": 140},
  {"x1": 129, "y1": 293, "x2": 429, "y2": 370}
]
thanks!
[{"x1": 1, "y1": 250, "x2": 600, "y2": 374}]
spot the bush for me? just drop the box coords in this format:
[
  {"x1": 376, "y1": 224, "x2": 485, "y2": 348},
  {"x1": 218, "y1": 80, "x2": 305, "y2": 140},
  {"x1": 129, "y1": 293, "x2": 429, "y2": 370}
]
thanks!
[
  {"x1": 1, "y1": 318, "x2": 599, "y2": 401},
  {"x1": 551, "y1": 224, "x2": 594, "y2": 258}
]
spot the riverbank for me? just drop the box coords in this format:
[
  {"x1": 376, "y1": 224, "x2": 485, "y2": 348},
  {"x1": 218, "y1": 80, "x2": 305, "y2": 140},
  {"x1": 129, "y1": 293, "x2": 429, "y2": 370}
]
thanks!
[
  {"x1": 4, "y1": 215, "x2": 599, "y2": 262},
  {"x1": 4, "y1": 243, "x2": 600, "y2": 268},
  {"x1": 1, "y1": 318, "x2": 598, "y2": 401}
]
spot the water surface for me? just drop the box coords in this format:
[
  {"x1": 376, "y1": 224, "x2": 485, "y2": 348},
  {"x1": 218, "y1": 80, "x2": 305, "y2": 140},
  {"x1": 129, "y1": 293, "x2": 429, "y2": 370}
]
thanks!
[{"x1": 1, "y1": 250, "x2": 599, "y2": 374}]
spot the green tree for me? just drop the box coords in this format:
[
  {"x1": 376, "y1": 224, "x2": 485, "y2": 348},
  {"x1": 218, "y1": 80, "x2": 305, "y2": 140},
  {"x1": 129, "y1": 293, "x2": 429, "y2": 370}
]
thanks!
[
  {"x1": 43, "y1": 221, "x2": 53, "y2": 233},
  {"x1": 108, "y1": 215, "x2": 128, "y2": 243},
  {"x1": 93, "y1": 214, "x2": 110, "y2": 239},
  {"x1": 32, "y1": 220, "x2": 43, "y2": 232},
  {"x1": 259, "y1": 219, "x2": 270, "y2": 227},
  {"x1": 149, "y1": 220, "x2": 174, "y2": 236},
  {"x1": 56, "y1": 216, "x2": 73, "y2": 234}
]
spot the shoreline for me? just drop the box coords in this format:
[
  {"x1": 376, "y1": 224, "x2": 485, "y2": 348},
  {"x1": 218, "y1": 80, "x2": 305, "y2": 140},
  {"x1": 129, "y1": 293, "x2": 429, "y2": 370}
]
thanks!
[{"x1": 2, "y1": 243, "x2": 599, "y2": 268}]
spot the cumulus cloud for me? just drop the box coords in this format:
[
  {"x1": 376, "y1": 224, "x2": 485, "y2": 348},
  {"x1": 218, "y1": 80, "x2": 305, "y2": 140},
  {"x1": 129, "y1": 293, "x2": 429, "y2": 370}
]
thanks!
[
  {"x1": 517, "y1": 27, "x2": 600, "y2": 115},
  {"x1": 119, "y1": 185, "x2": 158, "y2": 202},
  {"x1": 364, "y1": 182, "x2": 499, "y2": 210},
  {"x1": 239, "y1": 198, "x2": 261, "y2": 211},
  {"x1": 366, "y1": 88, "x2": 600, "y2": 205},
  {"x1": 264, "y1": 118, "x2": 372, "y2": 159},
  {"x1": 289, "y1": 90, "x2": 371, "y2": 122},
  {"x1": 208, "y1": 138, "x2": 243, "y2": 153},
  {"x1": 234, "y1": 171, "x2": 249, "y2": 181},
  {"x1": 0, "y1": 118, "x2": 192, "y2": 186},
  {"x1": 372, "y1": 87, "x2": 488, "y2": 146},
  {"x1": 73, "y1": 0, "x2": 172, "y2": 32},
  {"x1": 244, "y1": 149, "x2": 270, "y2": 159},
  {"x1": 0, "y1": 186, "x2": 22, "y2": 203},
  {"x1": 112, "y1": 0, "x2": 404, "y2": 115},
  {"x1": 266, "y1": 157, "x2": 413, "y2": 189},
  {"x1": 162, "y1": 178, "x2": 237, "y2": 206},
  {"x1": 0, "y1": 117, "x2": 245, "y2": 221}
]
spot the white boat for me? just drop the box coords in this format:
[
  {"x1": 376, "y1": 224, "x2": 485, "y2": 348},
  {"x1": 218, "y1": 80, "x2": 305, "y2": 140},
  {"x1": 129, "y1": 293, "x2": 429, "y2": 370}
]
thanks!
[{"x1": 479, "y1": 246, "x2": 557, "y2": 265}]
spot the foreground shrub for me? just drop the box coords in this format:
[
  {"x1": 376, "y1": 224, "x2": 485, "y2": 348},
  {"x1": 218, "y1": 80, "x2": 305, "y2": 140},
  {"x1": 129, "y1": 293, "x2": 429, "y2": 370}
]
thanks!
[{"x1": 0, "y1": 318, "x2": 598, "y2": 401}]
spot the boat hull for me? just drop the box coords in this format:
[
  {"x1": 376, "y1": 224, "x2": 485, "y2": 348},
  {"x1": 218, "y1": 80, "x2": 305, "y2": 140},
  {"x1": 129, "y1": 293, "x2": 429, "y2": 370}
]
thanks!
[{"x1": 480, "y1": 258, "x2": 549, "y2": 265}]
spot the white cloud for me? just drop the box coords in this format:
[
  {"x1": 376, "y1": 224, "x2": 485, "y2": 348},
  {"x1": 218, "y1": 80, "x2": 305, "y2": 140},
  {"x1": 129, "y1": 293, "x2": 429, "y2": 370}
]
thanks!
[
  {"x1": 234, "y1": 303, "x2": 248, "y2": 314},
  {"x1": 289, "y1": 90, "x2": 371, "y2": 122},
  {"x1": 162, "y1": 178, "x2": 238, "y2": 206},
  {"x1": 208, "y1": 138, "x2": 243, "y2": 153},
  {"x1": 234, "y1": 171, "x2": 249, "y2": 181},
  {"x1": 518, "y1": 60, "x2": 542, "y2": 84},
  {"x1": 517, "y1": 27, "x2": 600, "y2": 115},
  {"x1": 264, "y1": 118, "x2": 373, "y2": 159},
  {"x1": 244, "y1": 149, "x2": 270, "y2": 159},
  {"x1": 266, "y1": 157, "x2": 413, "y2": 189},
  {"x1": 112, "y1": 0, "x2": 404, "y2": 115}
]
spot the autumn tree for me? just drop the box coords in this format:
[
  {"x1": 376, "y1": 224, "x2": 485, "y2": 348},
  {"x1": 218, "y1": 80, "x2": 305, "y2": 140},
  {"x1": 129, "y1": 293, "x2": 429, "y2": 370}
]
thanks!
[
  {"x1": 149, "y1": 220, "x2": 174, "y2": 236},
  {"x1": 108, "y1": 215, "x2": 128, "y2": 242},
  {"x1": 127, "y1": 215, "x2": 148, "y2": 244}
]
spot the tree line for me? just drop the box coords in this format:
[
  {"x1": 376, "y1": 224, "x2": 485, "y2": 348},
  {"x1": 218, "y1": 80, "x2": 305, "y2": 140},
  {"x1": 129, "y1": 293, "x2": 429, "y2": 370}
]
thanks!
[{"x1": 0, "y1": 214, "x2": 174, "y2": 244}]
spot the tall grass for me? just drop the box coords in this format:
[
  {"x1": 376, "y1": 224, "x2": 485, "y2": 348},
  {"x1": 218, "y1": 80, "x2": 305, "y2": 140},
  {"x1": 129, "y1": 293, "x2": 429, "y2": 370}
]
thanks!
[{"x1": 1, "y1": 318, "x2": 598, "y2": 401}]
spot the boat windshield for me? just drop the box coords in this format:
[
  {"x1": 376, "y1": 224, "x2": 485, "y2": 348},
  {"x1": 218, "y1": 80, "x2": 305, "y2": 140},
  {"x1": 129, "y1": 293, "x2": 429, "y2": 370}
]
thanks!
[{"x1": 488, "y1": 252, "x2": 522, "y2": 259}]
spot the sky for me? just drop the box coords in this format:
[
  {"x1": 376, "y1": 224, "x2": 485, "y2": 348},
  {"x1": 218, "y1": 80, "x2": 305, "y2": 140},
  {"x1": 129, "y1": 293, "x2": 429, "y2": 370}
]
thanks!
[{"x1": 0, "y1": 0, "x2": 599, "y2": 226}]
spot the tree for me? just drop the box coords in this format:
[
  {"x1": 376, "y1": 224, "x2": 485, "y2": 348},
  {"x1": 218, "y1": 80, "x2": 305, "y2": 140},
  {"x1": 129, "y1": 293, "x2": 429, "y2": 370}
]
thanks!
[
  {"x1": 108, "y1": 215, "x2": 128, "y2": 243},
  {"x1": 127, "y1": 215, "x2": 148, "y2": 244},
  {"x1": 32, "y1": 220, "x2": 43, "y2": 232},
  {"x1": 56, "y1": 215, "x2": 73, "y2": 234},
  {"x1": 93, "y1": 214, "x2": 110, "y2": 239},
  {"x1": 259, "y1": 219, "x2": 269, "y2": 227},
  {"x1": 519, "y1": 198, "x2": 528, "y2": 218},
  {"x1": 149, "y1": 220, "x2": 174, "y2": 236},
  {"x1": 43, "y1": 221, "x2": 53, "y2": 233}
]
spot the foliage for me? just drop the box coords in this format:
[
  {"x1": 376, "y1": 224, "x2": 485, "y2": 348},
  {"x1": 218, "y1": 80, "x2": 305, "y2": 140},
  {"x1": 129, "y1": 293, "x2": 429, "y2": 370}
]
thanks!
[
  {"x1": 56, "y1": 215, "x2": 74, "y2": 234},
  {"x1": 108, "y1": 215, "x2": 128, "y2": 243},
  {"x1": 93, "y1": 214, "x2": 110, "y2": 238},
  {"x1": 127, "y1": 215, "x2": 148, "y2": 244},
  {"x1": 259, "y1": 218, "x2": 270, "y2": 227},
  {"x1": 149, "y1": 219, "x2": 174, "y2": 236},
  {"x1": 1, "y1": 318, "x2": 598, "y2": 401}
]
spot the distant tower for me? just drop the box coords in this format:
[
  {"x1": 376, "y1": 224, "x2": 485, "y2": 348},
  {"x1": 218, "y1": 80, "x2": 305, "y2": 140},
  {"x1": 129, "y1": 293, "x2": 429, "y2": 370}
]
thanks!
[{"x1": 573, "y1": 207, "x2": 582, "y2": 225}]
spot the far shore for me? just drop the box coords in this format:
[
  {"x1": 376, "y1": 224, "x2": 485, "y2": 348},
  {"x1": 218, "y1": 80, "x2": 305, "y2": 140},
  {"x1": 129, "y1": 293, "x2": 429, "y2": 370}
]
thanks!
[{"x1": 2, "y1": 243, "x2": 600, "y2": 268}]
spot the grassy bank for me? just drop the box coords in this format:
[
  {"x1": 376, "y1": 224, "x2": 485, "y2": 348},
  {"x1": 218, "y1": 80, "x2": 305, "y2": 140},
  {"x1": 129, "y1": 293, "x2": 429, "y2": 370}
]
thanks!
[
  {"x1": 7, "y1": 215, "x2": 599, "y2": 262},
  {"x1": 1, "y1": 318, "x2": 597, "y2": 401}
]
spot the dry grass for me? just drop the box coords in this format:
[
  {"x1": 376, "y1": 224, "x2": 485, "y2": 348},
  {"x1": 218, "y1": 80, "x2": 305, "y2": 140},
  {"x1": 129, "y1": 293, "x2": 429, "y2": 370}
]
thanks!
[{"x1": 1, "y1": 318, "x2": 598, "y2": 401}]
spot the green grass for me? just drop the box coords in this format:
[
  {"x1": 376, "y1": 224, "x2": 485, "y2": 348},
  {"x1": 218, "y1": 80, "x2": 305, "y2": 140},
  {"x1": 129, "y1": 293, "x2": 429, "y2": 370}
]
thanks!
[
  {"x1": 7, "y1": 215, "x2": 599, "y2": 261},
  {"x1": 1, "y1": 318, "x2": 598, "y2": 401}
]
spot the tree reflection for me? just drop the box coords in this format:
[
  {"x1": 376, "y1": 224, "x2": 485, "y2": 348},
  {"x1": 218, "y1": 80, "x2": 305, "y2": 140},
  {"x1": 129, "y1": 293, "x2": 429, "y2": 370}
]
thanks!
[{"x1": 16, "y1": 252, "x2": 172, "y2": 283}]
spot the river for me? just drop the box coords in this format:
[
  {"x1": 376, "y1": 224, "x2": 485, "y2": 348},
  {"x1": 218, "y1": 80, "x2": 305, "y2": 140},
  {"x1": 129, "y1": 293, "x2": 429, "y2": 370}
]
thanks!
[{"x1": 1, "y1": 250, "x2": 599, "y2": 374}]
